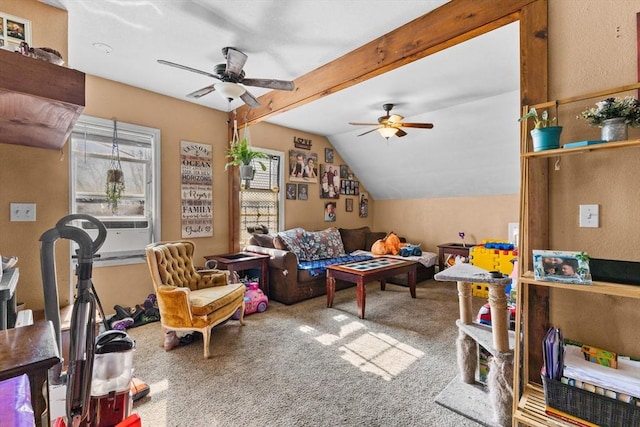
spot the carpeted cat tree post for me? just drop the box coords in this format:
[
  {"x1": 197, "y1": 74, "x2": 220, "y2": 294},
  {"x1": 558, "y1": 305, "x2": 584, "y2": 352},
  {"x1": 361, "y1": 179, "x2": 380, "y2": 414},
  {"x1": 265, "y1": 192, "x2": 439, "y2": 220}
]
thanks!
[{"x1": 435, "y1": 263, "x2": 513, "y2": 427}]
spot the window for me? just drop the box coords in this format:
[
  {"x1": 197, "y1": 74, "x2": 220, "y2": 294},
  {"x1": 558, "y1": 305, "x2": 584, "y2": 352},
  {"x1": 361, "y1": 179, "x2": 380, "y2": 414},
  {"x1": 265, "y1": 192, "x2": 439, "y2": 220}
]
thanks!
[
  {"x1": 239, "y1": 150, "x2": 284, "y2": 247},
  {"x1": 69, "y1": 115, "x2": 161, "y2": 265}
]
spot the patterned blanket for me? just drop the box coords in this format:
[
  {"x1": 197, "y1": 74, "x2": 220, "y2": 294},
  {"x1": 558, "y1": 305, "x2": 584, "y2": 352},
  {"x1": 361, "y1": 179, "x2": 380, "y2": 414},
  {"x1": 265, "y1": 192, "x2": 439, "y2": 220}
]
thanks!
[{"x1": 297, "y1": 254, "x2": 373, "y2": 277}]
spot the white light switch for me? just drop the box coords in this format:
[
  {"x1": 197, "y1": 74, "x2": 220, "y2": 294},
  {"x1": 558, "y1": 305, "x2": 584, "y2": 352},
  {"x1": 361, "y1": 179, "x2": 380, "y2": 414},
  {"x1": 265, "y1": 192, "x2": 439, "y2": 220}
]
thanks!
[
  {"x1": 10, "y1": 203, "x2": 36, "y2": 222},
  {"x1": 579, "y1": 204, "x2": 599, "y2": 228}
]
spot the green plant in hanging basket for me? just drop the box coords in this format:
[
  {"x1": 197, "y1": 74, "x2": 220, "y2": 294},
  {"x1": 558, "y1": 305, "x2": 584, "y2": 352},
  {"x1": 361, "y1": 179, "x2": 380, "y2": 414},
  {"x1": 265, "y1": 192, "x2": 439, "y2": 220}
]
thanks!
[
  {"x1": 224, "y1": 138, "x2": 269, "y2": 171},
  {"x1": 106, "y1": 169, "x2": 125, "y2": 213}
]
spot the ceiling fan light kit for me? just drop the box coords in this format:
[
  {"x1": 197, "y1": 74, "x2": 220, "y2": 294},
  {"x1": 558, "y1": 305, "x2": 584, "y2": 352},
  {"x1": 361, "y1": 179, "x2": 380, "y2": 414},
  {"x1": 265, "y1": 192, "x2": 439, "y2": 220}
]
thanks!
[
  {"x1": 378, "y1": 127, "x2": 398, "y2": 139},
  {"x1": 215, "y1": 81, "x2": 246, "y2": 101},
  {"x1": 158, "y1": 47, "x2": 294, "y2": 108},
  {"x1": 349, "y1": 103, "x2": 433, "y2": 139}
]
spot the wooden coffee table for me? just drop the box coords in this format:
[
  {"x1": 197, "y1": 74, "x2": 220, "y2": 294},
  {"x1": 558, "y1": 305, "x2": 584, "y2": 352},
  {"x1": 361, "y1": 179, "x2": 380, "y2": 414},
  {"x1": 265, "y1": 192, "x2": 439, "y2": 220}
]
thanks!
[{"x1": 326, "y1": 257, "x2": 417, "y2": 319}]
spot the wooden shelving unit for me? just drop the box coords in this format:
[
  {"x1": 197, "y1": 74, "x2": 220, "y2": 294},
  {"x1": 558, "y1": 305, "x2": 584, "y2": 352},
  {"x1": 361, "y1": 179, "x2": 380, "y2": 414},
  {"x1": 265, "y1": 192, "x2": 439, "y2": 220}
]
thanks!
[
  {"x1": 513, "y1": 83, "x2": 640, "y2": 426},
  {"x1": 0, "y1": 49, "x2": 85, "y2": 150}
]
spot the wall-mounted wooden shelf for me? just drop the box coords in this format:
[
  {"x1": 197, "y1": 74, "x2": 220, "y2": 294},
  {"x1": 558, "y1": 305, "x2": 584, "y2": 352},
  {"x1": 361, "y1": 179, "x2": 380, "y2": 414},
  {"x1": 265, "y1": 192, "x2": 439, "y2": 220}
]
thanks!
[{"x1": 0, "y1": 49, "x2": 85, "y2": 150}]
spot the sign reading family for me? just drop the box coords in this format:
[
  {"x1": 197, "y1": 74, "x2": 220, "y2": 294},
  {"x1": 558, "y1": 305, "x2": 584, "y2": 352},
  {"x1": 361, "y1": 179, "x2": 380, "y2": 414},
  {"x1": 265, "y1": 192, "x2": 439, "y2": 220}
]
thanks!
[
  {"x1": 180, "y1": 141, "x2": 213, "y2": 238},
  {"x1": 293, "y1": 136, "x2": 312, "y2": 150}
]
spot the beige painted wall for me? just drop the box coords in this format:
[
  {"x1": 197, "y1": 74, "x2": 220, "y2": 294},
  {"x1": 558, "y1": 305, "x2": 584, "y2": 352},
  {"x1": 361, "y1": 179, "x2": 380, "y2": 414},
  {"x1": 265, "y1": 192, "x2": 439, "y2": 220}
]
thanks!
[
  {"x1": 546, "y1": 0, "x2": 640, "y2": 357},
  {"x1": 374, "y1": 195, "x2": 519, "y2": 253}
]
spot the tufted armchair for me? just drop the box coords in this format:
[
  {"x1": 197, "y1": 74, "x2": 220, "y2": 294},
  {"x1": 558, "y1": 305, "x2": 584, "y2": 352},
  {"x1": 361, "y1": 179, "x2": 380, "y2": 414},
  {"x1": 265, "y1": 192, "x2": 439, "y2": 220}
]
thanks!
[{"x1": 145, "y1": 240, "x2": 246, "y2": 358}]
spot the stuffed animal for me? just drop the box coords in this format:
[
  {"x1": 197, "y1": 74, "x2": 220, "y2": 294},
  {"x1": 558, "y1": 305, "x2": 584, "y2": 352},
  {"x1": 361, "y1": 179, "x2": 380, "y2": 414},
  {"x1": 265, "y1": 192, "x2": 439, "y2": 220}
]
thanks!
[{"x1": 371, "y1": 231, "x2": 404, "y2": 255}]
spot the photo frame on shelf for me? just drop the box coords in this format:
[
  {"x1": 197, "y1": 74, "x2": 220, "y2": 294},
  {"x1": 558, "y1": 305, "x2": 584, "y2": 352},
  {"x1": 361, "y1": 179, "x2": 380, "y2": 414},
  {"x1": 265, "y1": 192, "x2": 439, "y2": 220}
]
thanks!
[
  {"x1": 533, "y1": 250, "x2": 592, "y2": 284},
  {"x1": 0, "y1": 12, "x2": 32, "y2": 52}
]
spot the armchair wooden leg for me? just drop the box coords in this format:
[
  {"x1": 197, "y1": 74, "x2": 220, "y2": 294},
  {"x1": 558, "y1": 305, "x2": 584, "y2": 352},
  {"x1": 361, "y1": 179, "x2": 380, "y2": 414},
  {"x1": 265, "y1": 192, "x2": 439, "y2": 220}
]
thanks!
[
  {"x1": 202, "y1": 325, "x2": 212, "y2": 359},
  {"x1": 238, "y1": 302, "x2": 246, "y2": 326}
]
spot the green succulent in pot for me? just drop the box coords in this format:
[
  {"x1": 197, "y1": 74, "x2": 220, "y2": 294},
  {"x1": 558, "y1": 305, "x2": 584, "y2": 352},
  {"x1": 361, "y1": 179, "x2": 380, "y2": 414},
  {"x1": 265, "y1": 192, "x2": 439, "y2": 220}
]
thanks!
[
  {"x1": 518, "y1": 107, "x2": 556, "y2": 129},
  {"x1": 518, "y1": 107, "x2": 563, "y2": 152},
  {"x1": 106, "y1": 169, "x2": 125, "y2": 213}
]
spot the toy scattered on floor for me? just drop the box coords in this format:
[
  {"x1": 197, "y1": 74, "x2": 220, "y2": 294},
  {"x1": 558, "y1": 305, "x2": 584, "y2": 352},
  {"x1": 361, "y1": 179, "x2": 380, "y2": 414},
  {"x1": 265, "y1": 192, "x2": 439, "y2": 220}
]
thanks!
[
  {"x1": 232, "y1": 281, "x2": 268, "y2": 319},
  {"x1": 242, "y1": 282, "x2": 269, "y2": 315}
]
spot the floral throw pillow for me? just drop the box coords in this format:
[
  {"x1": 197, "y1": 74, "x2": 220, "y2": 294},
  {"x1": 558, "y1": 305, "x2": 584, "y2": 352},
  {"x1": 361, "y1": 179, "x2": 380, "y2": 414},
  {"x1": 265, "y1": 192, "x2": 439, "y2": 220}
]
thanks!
[
  {"x1": 305, "y1": 227, "x2": 346, "y2": 261},
  {"x1": 276, "y1": 228, "x2": 310, "y2": 261}
]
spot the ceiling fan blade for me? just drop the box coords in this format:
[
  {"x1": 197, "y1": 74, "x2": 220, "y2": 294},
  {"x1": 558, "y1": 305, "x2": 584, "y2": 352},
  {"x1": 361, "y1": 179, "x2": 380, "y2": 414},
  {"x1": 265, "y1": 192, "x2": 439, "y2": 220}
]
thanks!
[
  {"x1": 395, "y1": 129, "x2": 407, "y2": 137},
  {"x1": 186, "y1": 84, "x2": 217, "y2": 99},
  {"x1": 242, "y1": 78, "x2": 295, "y2": 91},
  {"x1": 349, "y1": 122, "x2": 380, "y2": 126},
  {"x1": 240, "y1": 90, "x2": 261, "y2": 108},
  {"x1": 400, "y1": 123, "x2": 434, "y2": 129},
  {"x1": 157, "y1": 59, "x2": 219, "y2": 79},
  {"x1": 225, "y1": 47, "x2": 248, "y2": 78},
  {"x1": 357, "y1": 127, "x2": 381, "y2": 137}
]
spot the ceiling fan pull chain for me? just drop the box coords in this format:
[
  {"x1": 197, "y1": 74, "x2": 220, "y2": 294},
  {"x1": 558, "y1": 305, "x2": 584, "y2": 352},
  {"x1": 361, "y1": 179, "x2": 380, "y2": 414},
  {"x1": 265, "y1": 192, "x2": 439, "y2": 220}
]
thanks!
[{"x1": 232, "y1": 116, "x2": 240, "y2": 144}]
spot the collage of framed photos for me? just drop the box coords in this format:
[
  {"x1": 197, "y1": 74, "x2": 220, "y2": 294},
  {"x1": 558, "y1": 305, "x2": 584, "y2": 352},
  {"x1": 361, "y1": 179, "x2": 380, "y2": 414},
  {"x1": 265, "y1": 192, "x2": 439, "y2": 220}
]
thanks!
[
  {"x1": 287, "y1": 147, "x2": 368, "y2": 219},
  {"x1": 0, "y1": 12, "x2": 31, "y2": 52}
]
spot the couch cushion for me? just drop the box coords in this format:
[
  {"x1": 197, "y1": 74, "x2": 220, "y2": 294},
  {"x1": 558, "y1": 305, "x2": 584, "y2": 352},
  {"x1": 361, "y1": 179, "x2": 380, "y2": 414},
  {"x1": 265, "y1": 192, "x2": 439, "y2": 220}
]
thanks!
[
  {"x1": 339, "y1": 226, "x2": 371, "y2": 253},
  {"x1": 305, "y1": 227, "x2": 346, "y2": 260},
  {"x1": 297, "y1": 254, "x2": 373, "y2": 277},
  {"x1": 249, "y1": 233, "x2": 276, "y2": 248},
  {"x1": 365, "y1": 232, "x2": 388, "y2": 251}
]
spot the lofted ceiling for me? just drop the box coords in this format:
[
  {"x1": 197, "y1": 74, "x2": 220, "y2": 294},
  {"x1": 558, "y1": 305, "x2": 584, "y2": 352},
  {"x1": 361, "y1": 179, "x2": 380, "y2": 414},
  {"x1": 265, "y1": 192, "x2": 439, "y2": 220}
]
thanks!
[{"x1": 39, "y1": 0, "x2": 520, "y2": 200}]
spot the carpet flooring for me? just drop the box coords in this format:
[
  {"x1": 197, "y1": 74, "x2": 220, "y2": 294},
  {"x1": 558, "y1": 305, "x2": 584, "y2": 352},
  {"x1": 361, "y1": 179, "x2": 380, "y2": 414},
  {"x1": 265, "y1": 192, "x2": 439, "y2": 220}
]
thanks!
[{"x1": 127, "y1": 279, "x2": 487, "y2": 426}]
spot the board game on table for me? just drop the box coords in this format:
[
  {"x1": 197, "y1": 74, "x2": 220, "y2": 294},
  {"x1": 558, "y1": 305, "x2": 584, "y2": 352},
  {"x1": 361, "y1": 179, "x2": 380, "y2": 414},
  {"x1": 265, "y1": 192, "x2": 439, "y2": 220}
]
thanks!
[{"x1": 326, "y1": 257, "x2": 417, "y2": 319}]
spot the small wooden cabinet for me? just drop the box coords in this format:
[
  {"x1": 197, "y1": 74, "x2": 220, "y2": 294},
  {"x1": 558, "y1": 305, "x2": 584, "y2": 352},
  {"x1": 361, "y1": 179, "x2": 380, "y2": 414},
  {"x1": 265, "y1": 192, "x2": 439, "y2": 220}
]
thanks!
[
  {"x1": 0, "y1": 48, "x2": 85, "y2": 150},
  {"x1": 513, "y1": 83, "x2": 640, "y2": 426}
]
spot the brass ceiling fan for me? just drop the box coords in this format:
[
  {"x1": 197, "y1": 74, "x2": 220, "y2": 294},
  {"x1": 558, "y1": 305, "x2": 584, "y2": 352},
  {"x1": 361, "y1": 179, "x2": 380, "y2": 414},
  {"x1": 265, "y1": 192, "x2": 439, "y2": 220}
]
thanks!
[
  {"x1": 158, "y1": 47, "x2": 295, "y2": 108},
  {"x1": 349, "y1": 103, "x2": 434, "y2": 139}
]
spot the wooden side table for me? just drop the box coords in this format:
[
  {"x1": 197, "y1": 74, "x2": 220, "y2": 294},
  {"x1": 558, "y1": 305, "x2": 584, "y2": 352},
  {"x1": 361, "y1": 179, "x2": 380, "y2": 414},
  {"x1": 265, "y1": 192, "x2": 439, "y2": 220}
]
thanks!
[
  {"x1": 0, "y1": 320, "x2": 60, "y2": 427},
  {"x1": 437, "y1": 243, "x2": 475, "y2": 271},
  {"x1": 204, "y1": 252, "x2": 270, "y2": 296}
]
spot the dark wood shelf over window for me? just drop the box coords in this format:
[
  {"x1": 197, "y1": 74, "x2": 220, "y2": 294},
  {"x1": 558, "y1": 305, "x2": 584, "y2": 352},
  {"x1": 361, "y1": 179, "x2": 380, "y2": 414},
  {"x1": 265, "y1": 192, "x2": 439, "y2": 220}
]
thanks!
[{"x1": 0, "y1": 49, "x2": 85, "y2": 150}]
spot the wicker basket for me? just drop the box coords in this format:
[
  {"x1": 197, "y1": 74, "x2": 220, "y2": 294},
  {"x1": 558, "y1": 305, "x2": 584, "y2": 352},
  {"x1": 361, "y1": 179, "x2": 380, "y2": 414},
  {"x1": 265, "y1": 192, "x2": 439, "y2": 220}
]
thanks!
[{"x1": 542, "y1": 376, "x2": 640, "y2": 427}]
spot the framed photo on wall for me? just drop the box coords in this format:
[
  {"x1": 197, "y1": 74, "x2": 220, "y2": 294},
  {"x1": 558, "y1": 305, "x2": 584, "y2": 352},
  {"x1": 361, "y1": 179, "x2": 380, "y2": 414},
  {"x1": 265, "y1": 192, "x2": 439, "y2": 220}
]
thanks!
[
  {"x1": 325, "y1": 148, "x2": 334, "y2": 163},
  {"x1": 345, "y1": 198, "x2": 353, "y2": 212},
  {"x1": 286, "y1": 183, "x2": 297, "y2": 200},
  {"x1": 359, "y1": 192, "x2": 369, "y2": 217},
  {"x1": 319, "y1": 164, "x2": 340, "y2": 199},
  {"x1": 0, "y1": 12, "x2": 32, "y2": 52},
  {"x1": 289, "y1": 149, "x2": 318, "y2": 183},
  {"x1": 297, "y1": 184, "x2": 308, "y2": 200}
]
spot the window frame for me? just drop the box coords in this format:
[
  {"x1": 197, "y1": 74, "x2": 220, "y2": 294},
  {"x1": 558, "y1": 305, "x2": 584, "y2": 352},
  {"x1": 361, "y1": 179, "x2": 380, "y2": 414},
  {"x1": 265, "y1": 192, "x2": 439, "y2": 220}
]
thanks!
[{"x1": 69, "y1": 114, "x2": 161, "y2": 266}]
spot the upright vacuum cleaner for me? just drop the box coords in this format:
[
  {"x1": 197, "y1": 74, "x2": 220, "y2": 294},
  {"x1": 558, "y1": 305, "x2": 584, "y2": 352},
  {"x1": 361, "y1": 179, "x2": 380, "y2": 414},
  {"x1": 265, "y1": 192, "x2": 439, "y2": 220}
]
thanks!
[{"x1": 40, "y1": 214, "x2": 136, "y2": 427}]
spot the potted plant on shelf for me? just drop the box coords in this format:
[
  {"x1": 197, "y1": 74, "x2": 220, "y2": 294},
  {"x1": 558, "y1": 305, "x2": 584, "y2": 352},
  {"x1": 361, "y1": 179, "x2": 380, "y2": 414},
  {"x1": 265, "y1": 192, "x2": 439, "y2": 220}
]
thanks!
[
  {"x1": 578, "y1": 96, "x2": 640, "y2": 142},
  {"x1": 225, "y1": 137, "x2": 269, "y2": 181},
  {"x1": 518, "y1": 107, "x2": 563, "y2": 152}
]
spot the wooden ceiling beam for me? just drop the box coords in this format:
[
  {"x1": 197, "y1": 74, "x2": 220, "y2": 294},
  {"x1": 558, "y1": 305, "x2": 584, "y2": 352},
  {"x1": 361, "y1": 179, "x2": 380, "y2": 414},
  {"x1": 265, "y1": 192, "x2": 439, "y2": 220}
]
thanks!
[{"x1": 234, "y1": 0, "x2": 537, "y2": 127}]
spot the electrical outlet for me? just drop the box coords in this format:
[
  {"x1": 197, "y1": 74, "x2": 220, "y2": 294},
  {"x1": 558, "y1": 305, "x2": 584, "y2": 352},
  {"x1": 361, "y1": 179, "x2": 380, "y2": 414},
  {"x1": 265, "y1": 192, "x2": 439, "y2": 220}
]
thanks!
[
  {"x1": 579, "y1": 204, "x2": 599, "y2": 228},
  {"x1": 10, "y1": 203, "x2": 36, "y2": 222}
]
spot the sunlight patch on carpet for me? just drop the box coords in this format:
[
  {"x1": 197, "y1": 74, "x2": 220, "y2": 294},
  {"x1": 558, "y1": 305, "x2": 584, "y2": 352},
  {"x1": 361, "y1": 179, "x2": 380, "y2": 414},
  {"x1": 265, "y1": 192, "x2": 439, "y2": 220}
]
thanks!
[{"x1": 340, "y1": 332, "x2": 424, "y2": 381}]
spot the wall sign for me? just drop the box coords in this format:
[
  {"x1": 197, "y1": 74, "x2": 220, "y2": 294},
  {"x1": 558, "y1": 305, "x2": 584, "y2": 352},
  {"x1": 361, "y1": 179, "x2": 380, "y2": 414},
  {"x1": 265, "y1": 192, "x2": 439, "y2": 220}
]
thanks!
[
  {"x1": 293, "y1": 136, "x2": 312, "y2": 149},
  {"x1": 180, "y1": 141, "x2": 213, "y2": 238}
]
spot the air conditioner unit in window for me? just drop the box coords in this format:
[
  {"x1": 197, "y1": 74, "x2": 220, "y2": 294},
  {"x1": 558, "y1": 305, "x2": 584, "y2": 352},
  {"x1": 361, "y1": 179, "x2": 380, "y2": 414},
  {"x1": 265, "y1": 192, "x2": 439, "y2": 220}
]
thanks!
[{"x1": 80, "y1": 218, "x2": 152, "y2": 261}]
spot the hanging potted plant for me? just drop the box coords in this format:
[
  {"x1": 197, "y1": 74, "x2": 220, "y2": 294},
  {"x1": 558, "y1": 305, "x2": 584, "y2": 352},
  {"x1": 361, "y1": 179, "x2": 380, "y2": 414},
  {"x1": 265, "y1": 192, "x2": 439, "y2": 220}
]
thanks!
[
  {"x1": 106, "y1": 120, "x2": 125, "y2": 213},
  {"x1": 224, "y1": 137, "x2": 269, "y2": 180},
  {"x1": 578, "y1": 96, "x2": 640, "y2": 142},
  {"x1": 518, "y1": 107, "x2": 563, "y2": 152}
]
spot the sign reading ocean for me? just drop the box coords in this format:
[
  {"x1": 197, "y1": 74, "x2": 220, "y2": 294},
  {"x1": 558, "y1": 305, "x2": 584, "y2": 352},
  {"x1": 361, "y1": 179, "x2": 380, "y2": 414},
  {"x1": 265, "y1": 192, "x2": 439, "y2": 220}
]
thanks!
[{"x1": 340, "y1": 257, "x2": 405, "y2": 271}]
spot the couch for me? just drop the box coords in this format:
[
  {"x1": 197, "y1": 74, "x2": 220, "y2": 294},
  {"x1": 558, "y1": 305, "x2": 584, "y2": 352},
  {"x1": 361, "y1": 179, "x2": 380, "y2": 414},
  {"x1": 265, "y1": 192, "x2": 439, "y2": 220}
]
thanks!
[{"x1": 244, "y1": 226, "x2": 436, "y2": 305}]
